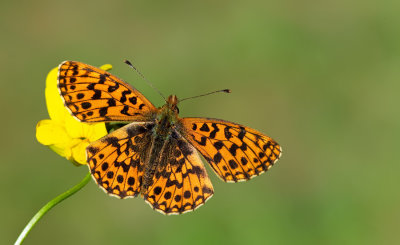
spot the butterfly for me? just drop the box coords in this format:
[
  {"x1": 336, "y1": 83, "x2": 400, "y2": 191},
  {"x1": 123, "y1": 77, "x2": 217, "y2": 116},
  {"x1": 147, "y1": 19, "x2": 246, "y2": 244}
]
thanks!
[{"x1": 57, "y1": 61, "x2": 282, "y2": 214}]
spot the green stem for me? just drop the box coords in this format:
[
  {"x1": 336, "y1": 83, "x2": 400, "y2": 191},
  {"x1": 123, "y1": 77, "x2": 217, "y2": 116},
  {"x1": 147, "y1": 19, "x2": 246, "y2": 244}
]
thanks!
[{"x1": 15, "y1": 172, "x2": 92, "y2": 245}]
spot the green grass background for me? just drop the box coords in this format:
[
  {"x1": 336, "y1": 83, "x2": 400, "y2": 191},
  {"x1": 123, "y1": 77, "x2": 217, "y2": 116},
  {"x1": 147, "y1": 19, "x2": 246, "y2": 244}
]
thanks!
[{"x1": 1, "y1": 0, "x2": 399, "y2": 244}]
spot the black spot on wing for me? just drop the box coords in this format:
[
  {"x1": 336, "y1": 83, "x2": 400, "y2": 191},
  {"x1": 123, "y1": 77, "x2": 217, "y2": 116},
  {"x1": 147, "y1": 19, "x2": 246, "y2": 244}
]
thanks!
[
  {"x1": 229, "y1": 143, "x2": 239, "y2": 157},
  {"x1": 224, "y1": 126, "x2": 232, "y2": 139},
  {"x1": 213, "y1": 141, "x2": 224, "y2": 150},
  {"x1": 129, "y1": 97, "x2": 137, "y2": 105},
  {"x1": 202, "y1": 186, "x2": 213, "y2": 194},
  {"x1": 81, "y1": 102, "x2": 91, "y2": 109},
  {"x1": 104, "y1": 137, "x2": 120, "y2": 147},
  {"x1": 121, "y1": 105, "x2": 130, "y2": 115},
  {"x1": 87, "y1": 146, "x2": 99, "y2": 154},
  {"x1": 120, "y1": 90, "x2": 131, "y2": 103},
  {"x1": 229, "y1": 160, "x2": 238, "y2": 169},
  {"x1": 213, "y1": 152, "x2": 222, "y2": 164},
  {"x1": 240, "y1": 143, "x2": 247, "y2": 151},
  {"x1": 87, "y1": 83, "x2": 95, "y2": 90},
  {"x1": 98, "y1": 74, "x2": 106, "y2": 84},
  {"x1": 108, "y1": 83, "x2": 119, "y2": 92},
  {"x1": 99, "y1": 107, "x2": 108, "y2": 117},
  {"x1": 209, "y1": 123, "x2": 219, "y2": 139},
  {"x1": 107, "y1": 98, "x2": 116, "y2": 107},
  {"x1": 199, "y1": 123, "x2": 210, "y2": 132},
  {"x1": 263, "y1": 141, "x2": 271, "y2": 151},
  {"x1": 238, "y1": 127, "x2": 246, "y2": 140},
  {"x1": 127, "y1": 177, "x2": 135, "y2": 186},
  {"x1": 192, "y1": 166, "x2": 205, "y2": 177},
  {"x1": 101, "y1": 162, "x2": 109, "y2": 171},
  {"x1": 116, "y1": 175, "x2": 124, "y2": 183},
  {"x1": 92, "y1": 90, "x2": 102, "y2": 99},
  {"x1": 192, "y1": 136, "x2": 207, "y2": 146}
]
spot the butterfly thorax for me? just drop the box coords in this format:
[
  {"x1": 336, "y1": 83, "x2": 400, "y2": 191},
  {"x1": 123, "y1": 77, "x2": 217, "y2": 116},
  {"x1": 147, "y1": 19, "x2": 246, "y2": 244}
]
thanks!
[
  {"x1": 141, "y1": 95, "x2": 180, "y2": 195},
  {"x1": 153, "y1": 95, "x2": 180, "y2": 135}
]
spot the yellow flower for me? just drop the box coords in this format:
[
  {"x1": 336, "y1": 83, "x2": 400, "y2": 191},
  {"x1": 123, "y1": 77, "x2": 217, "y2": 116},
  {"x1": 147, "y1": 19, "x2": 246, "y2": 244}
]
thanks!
[{"x1": 36, "y1": 63, "x2": 112, "y2": 165}]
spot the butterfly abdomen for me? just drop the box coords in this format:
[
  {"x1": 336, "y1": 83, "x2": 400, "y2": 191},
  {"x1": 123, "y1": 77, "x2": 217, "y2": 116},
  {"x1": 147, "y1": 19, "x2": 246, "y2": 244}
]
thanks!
[{"x1": 141, "y1": 113, "x2": 176, "y2": 195}]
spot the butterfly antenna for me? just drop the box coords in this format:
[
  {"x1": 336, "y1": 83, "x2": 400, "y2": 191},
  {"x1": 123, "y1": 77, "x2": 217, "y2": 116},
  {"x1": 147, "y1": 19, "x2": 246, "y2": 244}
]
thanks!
[
  {"x1": 124, "y1": 59, "x2": 166, "y2": 101},
  {"x1": 179, "y1": 89, "x2": 231, "y2": 103}
]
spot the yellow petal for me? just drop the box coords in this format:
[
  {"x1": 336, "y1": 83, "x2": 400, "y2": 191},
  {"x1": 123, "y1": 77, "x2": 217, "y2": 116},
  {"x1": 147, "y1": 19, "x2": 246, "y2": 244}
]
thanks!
[
  {"x1": 65, "y1": 114, "x2": 86, "y2": 139},
  {"x1": 45, "y1": 67, "x2": 68, "y2": 122},
  {"x1": 99, "y1": 64, "x2": 112, "y2": 71},
  {"x1": 86, "y1": 123, "x2": 108, "y2": 142},
  {"x1": 36, "y1": 119, "x2": 70, "y2": 146},
  {"x1": 36, "y1": 119, "x2": 72, "y2": 158},
  {"x1": 48, "y1": 145, "x2": 67, "y2": 158},
  {"x1": 71, "y1": 141, "x2": 90, "y2": 165},
  {"x1": 64, "y1": 145, "x2": 73, "y2": 161}
]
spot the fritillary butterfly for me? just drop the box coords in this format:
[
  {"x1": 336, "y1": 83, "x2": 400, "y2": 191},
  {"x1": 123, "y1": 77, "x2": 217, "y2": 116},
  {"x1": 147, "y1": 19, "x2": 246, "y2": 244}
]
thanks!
[{"x1": 57, "y1": 61, "x2": 282, "y2": 214}]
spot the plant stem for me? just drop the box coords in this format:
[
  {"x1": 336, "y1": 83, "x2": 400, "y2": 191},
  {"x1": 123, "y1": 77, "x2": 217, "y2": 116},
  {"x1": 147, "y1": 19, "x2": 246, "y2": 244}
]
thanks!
[{"x1": 15, "y1": 172, "x2": 91, "y2": 245}]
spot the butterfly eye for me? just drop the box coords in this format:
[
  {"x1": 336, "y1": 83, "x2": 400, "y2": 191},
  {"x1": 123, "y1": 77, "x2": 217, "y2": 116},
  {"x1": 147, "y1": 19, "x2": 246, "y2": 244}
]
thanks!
[{"x1": 175, "y1": 106, "x2": 180, "y2": 114}]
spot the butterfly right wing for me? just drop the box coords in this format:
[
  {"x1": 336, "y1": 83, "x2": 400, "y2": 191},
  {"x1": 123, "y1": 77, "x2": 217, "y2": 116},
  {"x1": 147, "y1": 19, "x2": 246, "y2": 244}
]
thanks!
[
  {"x1": 180, "y1": 118, "x2": 282, "y2": 183},
  {"x1": 58, "y1": 61, "x2": 156, "y2": 122},
  {"x1": 87, "y1": 122, "x2": 155, "y2": 198}
]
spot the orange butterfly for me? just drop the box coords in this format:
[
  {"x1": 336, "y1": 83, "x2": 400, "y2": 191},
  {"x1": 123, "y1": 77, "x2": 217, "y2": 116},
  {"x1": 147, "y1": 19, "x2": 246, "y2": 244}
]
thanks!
[{"x1": 57, "y1": 61, "x2": 282, "y2": 214}]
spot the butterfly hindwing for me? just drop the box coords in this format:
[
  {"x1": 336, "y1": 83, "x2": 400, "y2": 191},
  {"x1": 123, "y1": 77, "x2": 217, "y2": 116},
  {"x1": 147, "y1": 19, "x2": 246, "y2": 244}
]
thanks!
[
  {"x1": 180, "y1": 118, "x2": 282, "y2": 182},
  {"x1": 87, "y1": 122, "x2": 155, "y2": 198},
  {"x1": 144, "y1": 129, "x2": 214, "y2": 214},
  {"x1": 58, "y1": 61, "x2": 156, "y2": 122}
]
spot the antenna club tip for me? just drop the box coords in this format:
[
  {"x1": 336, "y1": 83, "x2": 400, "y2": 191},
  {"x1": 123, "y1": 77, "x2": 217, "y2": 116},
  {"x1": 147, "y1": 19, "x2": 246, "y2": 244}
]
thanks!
[
  {"x1": 124, "y1": 59, "x2": 133, "y2": 66},
  {"x1": 224, "y1": 89, "x2": 232, "y2": 93}
]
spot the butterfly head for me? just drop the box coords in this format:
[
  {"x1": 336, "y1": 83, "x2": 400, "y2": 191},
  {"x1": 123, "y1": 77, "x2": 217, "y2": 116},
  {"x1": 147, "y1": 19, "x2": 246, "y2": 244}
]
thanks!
[{"x1": 165, "y1": 94, "x2": 180, "y2": 114}]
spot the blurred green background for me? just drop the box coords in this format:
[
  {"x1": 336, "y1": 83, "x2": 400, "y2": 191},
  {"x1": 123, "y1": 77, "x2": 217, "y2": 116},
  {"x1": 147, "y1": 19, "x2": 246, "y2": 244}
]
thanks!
[{"x1": 1, "y1": 0, "x2": 399, "y2": 244}]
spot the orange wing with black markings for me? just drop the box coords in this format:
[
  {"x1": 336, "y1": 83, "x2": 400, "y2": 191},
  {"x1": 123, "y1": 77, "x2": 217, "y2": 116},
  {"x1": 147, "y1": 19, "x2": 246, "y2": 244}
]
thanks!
[
  {"x1": 58, "y1": 61, "x2": 156, "y2": 122},
  {"x1": 144, "y1": 129, "x2": 213, "y2": 214},
  {"x1": 180, "y1": 118, "x2": 282, "y2": 182},
  {"x1": 87, "y1": 122, "x2": 155, "y2": 198}
]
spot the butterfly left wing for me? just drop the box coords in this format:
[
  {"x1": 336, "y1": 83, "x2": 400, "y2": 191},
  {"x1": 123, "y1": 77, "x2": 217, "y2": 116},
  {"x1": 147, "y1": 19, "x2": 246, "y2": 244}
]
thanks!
[
  {"x1": 179, "y1": 118, "x2": 282, "y2": 183},
  {"x1": 87, "y1": 122, "x2": 155, "y2": 198},
  {"x1": 58, "y1": 61, "x2": 156, "y2": 122},
  {"x1": 144, "y1": 129, "x2": 214, "y2": 214}
]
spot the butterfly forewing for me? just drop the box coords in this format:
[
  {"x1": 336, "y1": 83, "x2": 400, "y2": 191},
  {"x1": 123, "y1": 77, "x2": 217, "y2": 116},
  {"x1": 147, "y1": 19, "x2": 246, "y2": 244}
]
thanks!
[
  {"x1": 180, "y1": 118, "x2": 282, "y2": 182},
  {"x1": 58, "y1": 61, "x2": 156, "y2": 122},
  {"x1": 144, "y1": 129, "x2": 213, "y2": 214},
  {"x1": 87, "y1": 122, "x2": 155, "y2": 198}
]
